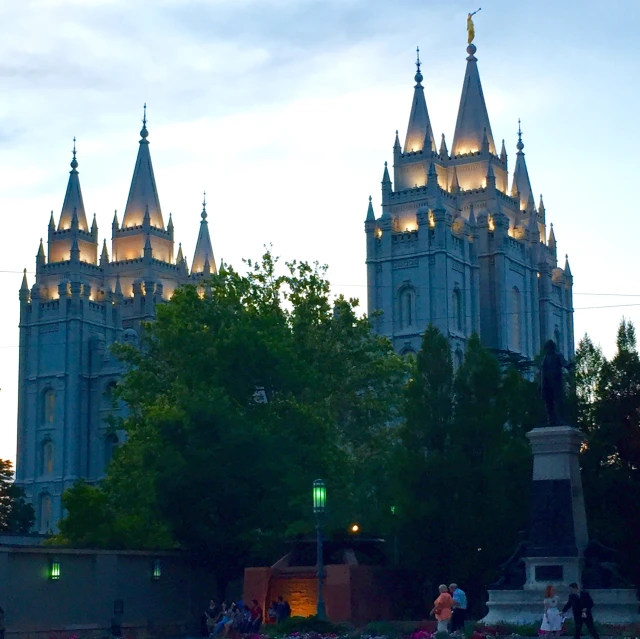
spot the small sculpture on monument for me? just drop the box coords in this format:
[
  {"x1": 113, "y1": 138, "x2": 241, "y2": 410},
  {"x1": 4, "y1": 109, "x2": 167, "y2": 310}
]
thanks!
[
  {"x1": 467, "y1": 8, "x2": 481, "y2": 44},
  {"x1": 540, "y1": 340, "x2": 572, "y2": 426}
]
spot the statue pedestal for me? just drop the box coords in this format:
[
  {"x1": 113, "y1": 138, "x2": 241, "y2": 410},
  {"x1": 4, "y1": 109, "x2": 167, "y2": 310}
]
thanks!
[
  {"x1": 523, "y1": 426, "x2": 588, "y2": 589},
  {"x1": 482, "y1": 426, "x2": 640, "y2": 624}
]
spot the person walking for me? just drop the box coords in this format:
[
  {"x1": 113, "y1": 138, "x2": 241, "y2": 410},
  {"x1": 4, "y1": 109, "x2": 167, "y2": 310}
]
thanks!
[
  {"x1": 431, "y1": 584, "x2": 453, "y2": 633},
  {"x1": 449, "y1": 583, "x2": 467, "y2": 633},
  {"x1": 205, "y1": 600, "x2": 218, "y2": 636},
  {"x1": 562, "y1": 583, "x2": 599, "y2": 639},
  {"x1": 540, "y1": 585, "x2": 563, "y2": 636}
]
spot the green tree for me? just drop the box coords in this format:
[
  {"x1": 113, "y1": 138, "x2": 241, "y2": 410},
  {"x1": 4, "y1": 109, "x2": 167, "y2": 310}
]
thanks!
[
  {"x1": 55, "y1": 252, "x2": 407, "y2": 593},
  {"x1": 579, "y1": 320, "x2": 640, "y2": 584},
  {"x1": 0, "y1": 459, "x2": 35, "y2": 533},
  {"x1": 393, "y1": 331, "x2": 532, "y2": 615}
]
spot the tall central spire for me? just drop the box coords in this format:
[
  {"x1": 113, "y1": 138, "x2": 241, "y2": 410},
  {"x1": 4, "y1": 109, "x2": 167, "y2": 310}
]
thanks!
[
  {"x1": 58, "y1": 137, "x2": 88, "y2": 231},
  {"x1": 403, "y1": 47, "x2": 435, "y2": 154},
  {"x1": 122, "y1": 104, "x2": 164, "y2": 229},
  {"x1": 451, "y1": 43, "x2": 496, "y2": 156}
]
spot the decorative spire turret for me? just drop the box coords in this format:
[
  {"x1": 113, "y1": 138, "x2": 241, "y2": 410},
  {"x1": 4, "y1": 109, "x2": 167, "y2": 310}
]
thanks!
[
  {"x1": 403, "y1": 46, "x2": 435, "y2": 154},
  {"x1": 37, "y1": 239, "x2": 46, "y2": 265},
  {"x1": 439, "y1": 133, "x2": 448, "y2": 157},
  {"x1": 144, "y1": 234, "x2": 153, "y2": 260},
  {"x1": 393, "y1": 130, "x2": 401, "y2": 153},
  {"x1": 481, "y1": 127, "x2": 490, "y2": 153},
  {"x1": 143, "y1": 204, "x2": 151, "y2": 228},
  {"x1": 91, "y1": 212, "x2": 98, "y2": 237},
  {"x1": 564, "y1": 254, "x2": 572, "y2": 279},
  {"x1": 548, "y1": 223, "x2": 557, "y2": 251},
  {"x1": 122, "y1": 104, "x2": 164, "y2": 229},
  {"x1": 450, "y1": 167, "x2": 460, "y2": 194},
  {"x1": 112, "y1": 210, "x2": 119, "y2": 231},
  {"x1": 511, "y1": 119, "x2": 533, "y2": 211},
  {"x1": 485, "y1": 162, "x2": 496, "y2": 187},
  {"x1": 70, "y1": 238, "x2": 80, "y2": 262},
  {"x1": 58, "y1": 137, "x2": 89, "y2": 231},
  {"x1": 500, "y1": 139, "x2": 507, "y2": 165},
  {"x1": 167, "y1": 212, "x2": 174, "y2": 232},
  {"x1": 426, "y1": 161, "x2": 438, "y2": 194},
  {"x1": 48, "y1": 211, "x2": 55, "y2": 233},
  {"x1": 100, "y1": 239, "x2": 109, "y2": 266},
  {"x1": 366, "y1": 195, "x2": 375, "y2": 221},
  {"x1": 191, "y1": 192, "x2": 217, "y2": 274},
  {"x1": 451, "y1": 41, "x2": 496, "y2": 156},
  {"x1": 538, "y1": 194, "x2": 546, "y2": 222},
  {"x1": 71, "y1": 207, "x2": 79, "y2": 230},
  {"x1": 468, "y1": 203, "x2": 476, "y2": 225},
  {"x1": 176, "y1": 242, "x2": 184, "y2": 263},
  {"x1": 20, "y1": 268, "x2": 29, "y2": 293},
  {"x1": 114, "y1": 273, "x2": 123, "y2": 297}
]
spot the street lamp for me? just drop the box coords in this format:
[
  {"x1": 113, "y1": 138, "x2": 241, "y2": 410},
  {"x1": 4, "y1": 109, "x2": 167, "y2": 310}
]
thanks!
[{"x1": 313, "y1": 479, "x2": 327, "y2": 620}]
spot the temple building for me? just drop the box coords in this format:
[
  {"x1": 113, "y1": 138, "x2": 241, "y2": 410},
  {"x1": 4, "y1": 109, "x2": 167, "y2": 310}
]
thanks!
[
  {"x1": 16, "y1": 110, "x2": 217, "y2": 531},
  {"x1": 365, "y1": 41, "x2": 574, "y2": 364}
]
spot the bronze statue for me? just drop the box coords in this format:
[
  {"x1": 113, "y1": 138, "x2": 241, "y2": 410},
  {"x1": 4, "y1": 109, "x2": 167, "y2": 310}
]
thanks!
[
  {"x1": 540, "y1": 340, "x2": 572, "y2": 426},
  {"x1": 467, "y1": 8, "x2": 481, "y2": 44}
]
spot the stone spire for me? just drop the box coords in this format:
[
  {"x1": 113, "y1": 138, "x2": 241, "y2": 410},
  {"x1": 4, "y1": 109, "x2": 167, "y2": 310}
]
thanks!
[
  {"x1": 403, "y1": 47, "x2": 435, "y2": 154},
  {"x1": 122, "y1": 104, "x2": 164, "y2": 229},
  {"x1": 538, "y1": 194, "x2": 546, "y2": 222},
  {"x1": 564, "y1": 254, "x2": 572, "y2": 278},
  {"x1": 48, "y1": 211, "x2": 56, "y2": 233},
  {"x1": 548, "y1": 223, "x2": 556, "y2": 250},
  {"x1": 439, "y1": 133, "x2": 448, "y2": 157},
  {"x1": 451, "y1": 42, "x2": 496, "y2": 156},
  {"x1": 20, "y1": 268, "x2": 29, "y2": 293},
  {"x1": 58, "y1": 137, "x2": 89, "y2": 231},
  {"x1": 511, "y1": 120, "x2": 533, "y2": 211},
  {"x1": 450, "y1": 167, "x2": 460, "y2": 194},
  {"x1": 176, "y1": 242, "x2": 184, "y2": 263},
  {"x1": 114, "y1": 273, "x2": 123, "y2": 296},
  {"x1": 500, "y1": 139, "x2": 507, "y2": 165},
  {"x1": 366, "y1": 195, "x2": 375, "y2": 221},
  {"x1": 37, "y1": 239, "x2": 46, "y2": 265},
  {"x1": 191, "y1": 192, "x2": 217, "y2": 274},
  {"x1": 100, "y1": 239, "x2": 109, "y2": 266}
]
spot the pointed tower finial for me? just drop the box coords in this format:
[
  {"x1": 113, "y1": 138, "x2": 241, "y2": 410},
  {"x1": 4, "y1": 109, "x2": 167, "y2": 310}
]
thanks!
[
  {"x1": 114, "y1": 273, "x2": 123, "y2": 296},
  {"x1": 439, "y1": 133, "x2": 448, "y2": 157},
  {"x1": 415, "y1": 46, "x2": 422, "y2": 84},
  {"x1": 21, "y1": 267, "x2": 29, "y2": 289},
  {"x1": 176, "y1": 242, "x2": 184, "y2": 263},
  {"x1": 71, "y1": 137, "x2": 78, "y2": 171},
  {"x1": 500, "y1": 139, "x2": 507, "y2": 164},
  {"x1": 450, "y1": 166, "x2": 461, "y2": 194},
  {"x1": 100, "y1": 239, "x2": 109, "y2": 266},
  {"x1": 366, "y1": 195, "x2": 375, "y2": 221},
  {"x1": 202, "y1": 191, "x2": 208, "y2": 220},
  {"x1": 564, "y1": 254, "x2": 572, "y2": 278},
  {"x1": 37, "y1": 239, "x2": 46, "y2": 265},
  {"x1": 548, "y1": 222, "x2": 557, "y2": 250},
  {"x1": 141, "y1": 103, "x2": 148, "y2": 139},
  {"x1": 517, "y1": 118, "x2": 524, "y2": 152},
  {"x1": 70, "y1": 238, "x2": 80, "y2": 261},
  {"x1": 468, "y1": 203, "x2": 476, "y2": 225}
]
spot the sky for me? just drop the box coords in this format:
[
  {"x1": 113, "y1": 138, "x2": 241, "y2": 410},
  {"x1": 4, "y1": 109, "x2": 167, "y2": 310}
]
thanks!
[{"x1": 0, "y1": 0, "x2": 638, "y2": 463}]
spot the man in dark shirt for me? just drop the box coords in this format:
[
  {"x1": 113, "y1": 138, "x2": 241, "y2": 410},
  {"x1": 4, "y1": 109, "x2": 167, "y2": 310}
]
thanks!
[{"x1": 562, "y1": 583, "x2": 599, "y2": 639}]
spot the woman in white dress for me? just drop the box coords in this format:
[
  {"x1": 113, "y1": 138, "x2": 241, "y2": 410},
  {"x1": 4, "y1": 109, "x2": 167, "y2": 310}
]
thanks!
[{"x1": 540, "y1": 585, "x2": 563, "y2": 636}]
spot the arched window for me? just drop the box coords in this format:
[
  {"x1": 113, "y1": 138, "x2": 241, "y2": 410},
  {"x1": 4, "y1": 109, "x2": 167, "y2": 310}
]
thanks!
[
  {"x1": 104, "y1": 433, "x2": 119, "y2": 469},
  {"x1": 39, "y1": 493, "x2": 52, "y2": 533},
  {"x1": 41, "y1": 439, "x2": 54, "y2": 475},
  {"x1": 43, "y1": 389, "x2": 55, "y2": 424},
  {"x1": 452, "y1": 288, "x2": 463, "y2": 332},
  {"x1": 512, "y1": 287, "x2": 521, "y2": 352},
  {"x1": 399, "y1": 288, "x2": 415, "y2": 330}
]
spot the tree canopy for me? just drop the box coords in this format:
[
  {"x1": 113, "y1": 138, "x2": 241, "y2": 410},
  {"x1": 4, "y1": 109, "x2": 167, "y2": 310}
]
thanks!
[
  {"x1": 53, "y1": 252, "x2": 407, "y2": 592},
  {"x1": 0, "y1": 459, "x2": 35, "y2": 533}
]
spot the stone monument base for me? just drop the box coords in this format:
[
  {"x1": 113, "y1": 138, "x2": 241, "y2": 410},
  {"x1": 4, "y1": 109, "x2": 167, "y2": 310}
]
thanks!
[{"x1": 482, "y1": 588, "x2": 640, "y2": 625}]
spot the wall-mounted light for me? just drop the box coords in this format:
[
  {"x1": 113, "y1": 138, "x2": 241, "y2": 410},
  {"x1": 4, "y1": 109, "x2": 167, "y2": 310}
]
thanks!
[
  {"x1": 50, "y1": 557, "x2": 61, "y2": 580},
  {"x1": 152, "y1": 558, "x2": 162, "y2": 580}
]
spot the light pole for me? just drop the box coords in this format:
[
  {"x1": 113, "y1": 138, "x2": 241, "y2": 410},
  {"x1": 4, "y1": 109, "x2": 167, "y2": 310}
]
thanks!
[{"x1": 313, "y1": 479, "x2": 327, "y2": 620}]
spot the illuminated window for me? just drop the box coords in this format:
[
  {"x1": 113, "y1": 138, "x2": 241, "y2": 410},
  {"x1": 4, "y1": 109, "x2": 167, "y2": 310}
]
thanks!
[
  {"x1": 39, "y1": 493, "x2": 52, "y2": 533},
  {"x1": 399, "y1": 288, "x2": 415, "y2": 329},
  {"x1": 42, "y1": 439, "x2": 54, "y2": 475},
  {"x1": 512, "y1": 287, "x2": 521, "y2": 352},
  {"x1": 452, "y1": 288, "x2": 463, "y2": 332},
  {"x1": 44, "y1": 389, "x2": 56, "y2": 424}
]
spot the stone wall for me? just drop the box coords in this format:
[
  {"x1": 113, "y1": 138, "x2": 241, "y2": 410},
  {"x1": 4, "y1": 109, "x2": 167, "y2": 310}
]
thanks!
[{"x1": 0, "y1": 545, "x2": 217, "y2": 639}]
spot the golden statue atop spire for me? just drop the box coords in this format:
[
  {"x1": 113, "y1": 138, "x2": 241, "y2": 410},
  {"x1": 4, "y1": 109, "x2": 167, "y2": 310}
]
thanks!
[{"x1": 467, "y1": 8, "x2": 481, "y2": 44}]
